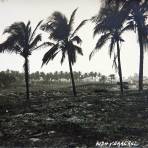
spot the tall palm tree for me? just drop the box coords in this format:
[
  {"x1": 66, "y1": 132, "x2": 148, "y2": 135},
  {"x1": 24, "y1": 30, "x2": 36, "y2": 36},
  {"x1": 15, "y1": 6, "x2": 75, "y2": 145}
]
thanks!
[
  {"x1": 90, "y1": 5, "x2": 133, "y2": 94},
  {"x1": 41, "y1": 9, "x2": 87, "y2": 96},
  {"x1": 102, "y1": 0, "x2": 148, "y2": 91},
  {"x1": 0, "y1": 20, "x2": 49, "y2": 106},
  {"x1": 127, "y1": 1, "x2": 148, "y2": 91}
]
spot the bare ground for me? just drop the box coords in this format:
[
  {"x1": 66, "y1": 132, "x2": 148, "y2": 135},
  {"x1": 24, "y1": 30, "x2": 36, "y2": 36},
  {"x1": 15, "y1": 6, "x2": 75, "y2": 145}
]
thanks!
[{"x1": 0, "y1": 85, "x2": 148, "y2": 147}]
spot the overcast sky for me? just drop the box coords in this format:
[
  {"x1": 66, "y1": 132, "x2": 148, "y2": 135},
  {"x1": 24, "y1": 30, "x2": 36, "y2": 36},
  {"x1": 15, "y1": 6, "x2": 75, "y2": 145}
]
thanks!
[{"x1": 0, "y1": 0, "x2": 147, "y2": 78}]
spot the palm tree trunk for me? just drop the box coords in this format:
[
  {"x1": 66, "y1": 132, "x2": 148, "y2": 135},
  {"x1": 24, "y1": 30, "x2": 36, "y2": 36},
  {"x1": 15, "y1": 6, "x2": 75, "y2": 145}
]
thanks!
[
  {"x1": 68, "y1": 53, "x2": 77, "y2": 97},
  {"x1": 117, "y1": 41, "x2": 123, "y2": 94},
  {"x1": 24, "y1": 56, "x2": 30, "y2": 105},
  {"x1": 138, "y1": 28, "x2": 144, "y2": 91}
]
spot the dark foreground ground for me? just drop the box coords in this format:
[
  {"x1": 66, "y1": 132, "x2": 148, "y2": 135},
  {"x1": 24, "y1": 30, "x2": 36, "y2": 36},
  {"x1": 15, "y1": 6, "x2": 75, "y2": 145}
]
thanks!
[{"x1": 0, "y1": 84, "x2": 148, "y2": 147}]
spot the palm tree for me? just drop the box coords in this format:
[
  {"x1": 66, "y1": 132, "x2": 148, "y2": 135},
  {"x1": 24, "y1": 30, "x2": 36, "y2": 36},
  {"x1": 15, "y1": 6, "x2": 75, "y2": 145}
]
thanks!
[
  {"x1": 89, "y1": 71, "x2": 94, "y2": 79},
  {"x1": 109, "y1": 74, "x2": 115, "y2": 84},
  {"x1": 90, "y1": 5, "x2": 133, "y2": 94},
  {"x1": 100, "y1": 75, "x2": 107, "y2": 84},
  {"x1": 127, "y1": 1, "x2": 148, "y2": 91},
  {"x1": 102, "y1": 0, "x2": 148, "y2": 91},
  {"x1": 97, "y1": 72, "x2": 102, "y2": 82},
  {"x1": 83, "y1": 73, "x2": 89, "y2": 79},
  {"x1": 41, "y1": 9, "x2": 87, "y2": 96},
  {"x1": 0, "y1": 20, "x2": 49, "y2": 106}
]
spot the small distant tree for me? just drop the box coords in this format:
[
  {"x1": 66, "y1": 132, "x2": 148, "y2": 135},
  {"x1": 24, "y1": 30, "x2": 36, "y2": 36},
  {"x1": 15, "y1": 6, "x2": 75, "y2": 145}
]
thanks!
[
  {"x1": 83, "y1": 73, "x2": 89, "y2": 79},
  {"x1": 100, "y1": 75, "x2": 107, "y2": 84},
  {"x1": 109, "y1": 74, "x2": 116, "y2": 84},
  {"x1": 97, "y1": 72, "x2": 102, "y2": 82}
]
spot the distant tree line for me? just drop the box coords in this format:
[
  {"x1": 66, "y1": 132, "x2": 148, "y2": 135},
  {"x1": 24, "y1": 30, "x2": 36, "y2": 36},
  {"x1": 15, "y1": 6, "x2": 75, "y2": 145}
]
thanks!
[{"x1": 0, "y1": 70, "x2": 117, "y2": 85}]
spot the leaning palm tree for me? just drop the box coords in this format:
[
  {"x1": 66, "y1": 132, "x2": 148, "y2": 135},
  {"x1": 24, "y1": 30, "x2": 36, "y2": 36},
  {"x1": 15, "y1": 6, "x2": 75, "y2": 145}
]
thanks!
[
  {"x1": 41, "y1": 9, "x2": 87, "y2": 96},
  {"x1": 0, "y1": 20, "x2": 49, "y2": 106},
  {"x1": 90, "y1": 5, "x2": 133, "y2": 94}
]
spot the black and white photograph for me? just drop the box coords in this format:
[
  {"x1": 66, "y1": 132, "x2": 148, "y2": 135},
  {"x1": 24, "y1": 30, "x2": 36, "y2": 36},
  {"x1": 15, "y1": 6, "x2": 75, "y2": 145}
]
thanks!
[{"x1": 0, "y1": 0, "x2": 148, "y2": 147}]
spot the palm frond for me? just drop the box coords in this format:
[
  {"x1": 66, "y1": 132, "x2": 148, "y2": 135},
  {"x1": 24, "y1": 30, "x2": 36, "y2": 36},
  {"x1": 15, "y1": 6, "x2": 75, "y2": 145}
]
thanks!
[
  {"x1": 141, "y1": 2, "x2": 148, "y2": 14},
  {"x1": 27, "y1": 26, "x2": 32, "y2": 42},
  {"x1": 0, "y1": 35, "x2": 21, "y2": 53},
  {"x1": 42, "y1": 44, "x2": 59, "y2": 66},
  {"x1": 93, "y1": 4, "x2": 128, "y2": 36},
  {"x1": 26, "y1": 21, "x2": 31, "y2": 34},
  {"x1": 71, "y1": 20, "x2": 87, "y2": 37},
  {"x1": 30, "y1": 42, "x2": 52, "y2": 52},
  {"x1": 25, "y1": 21, "x2": 31, "y2": 42},
  {"x1": 4, "y1": 22, "x2": 26, "y2": 36},
  {"x1": 29, "y1": 20, "x2": 43, "y2": 42},
  {"x1": 109, "y1": 38, "x2": 115, "y2": 58},
  {"x1": 42, "y1": 12, "x2": 69, "y2": 41},
  {"x1": 89, "y1": 49, "x2": 96, "y2": 60},
  {"x1": 93, "y1": 22, "x2": 109, "y2": 36},
  {"x1": 61, "y1": 50, "x2": 67, "y2": 64},
  {"x1": 3, "y1": 22, "x2": 28, "y2": 49},
  {"x1": 121, "y1": 21, "x2": 136, "y2": 34},
  {"x1": 26, "y1": 21, "x2": 31, "y2": 28},
  {"x1": 91, "y1": 15, "x2": 98, "y2": 23},
  {"x1": 74, "y1": 44, "x2": 83, "y2": 55},
  {"x1": 71, "y1": 36, "x2": 82, "y2": 44},
  {"x1": 40, "y1": 22, "x2": 52, "y2": 32},
  {"x1": 90, "y1": 33, "x2": 111, "y2": 60},
  {"x1": 51, "y1": 11, "x2": 67, "y2": 23},
  {"x1": 29, "y1": 34, "x2": 42, "y2": 50},
  {"x1": 119, "y1": 36, "x2": 125, "y2": 42},
  {"x1": 95, "y1": 33, "x2": 111, "y2": 49},
  {"x1": 69, "y1": 8, "x2": 78, "y2": 32},
  {"x1": 93, "y1": 7, "x2": 112, "y2": 23}
]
